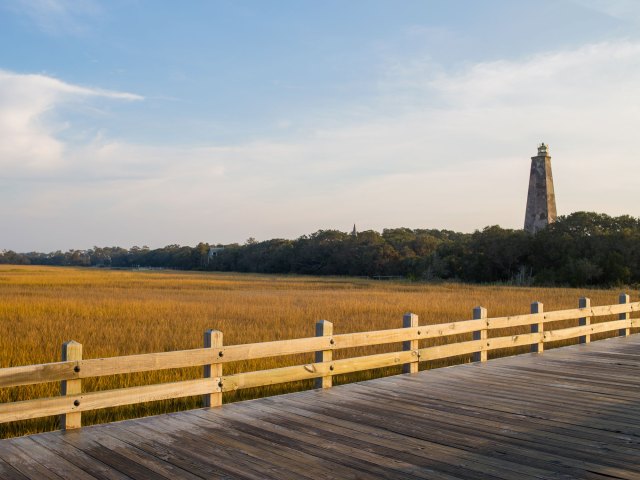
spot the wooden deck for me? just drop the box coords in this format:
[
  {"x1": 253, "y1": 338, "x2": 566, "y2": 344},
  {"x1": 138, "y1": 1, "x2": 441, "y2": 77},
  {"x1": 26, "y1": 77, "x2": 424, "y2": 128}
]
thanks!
[{"x1": 1, "y1": 334, "x2": 639, "y2": 480}]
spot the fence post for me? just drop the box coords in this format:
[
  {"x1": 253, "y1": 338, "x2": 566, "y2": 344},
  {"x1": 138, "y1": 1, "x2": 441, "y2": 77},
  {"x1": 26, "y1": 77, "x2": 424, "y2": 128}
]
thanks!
[
  {"x1": 530, "y1": 302, "x2": 544, "y2": 353},
  {"x1": 402, "y1": 313, "x2": 419, "y2": 374},
  {"x1": 578, "y1": 297, "x2": 591, "y2": 344},
  {"x1": 314, "y1": 320, "x2": 333, "y2": 389},
  {"x1": 61, "y1": 341, "x2": 82, "y2": 430},
  {"x1": 619, "y1": 293, "x2": 630, "y2": 337},
  {"x1": 203, "y1": 330, "x2": 223, "y2": 407},
  {"x1": 472, "y1": 307, "x2": 488, "y2": 362}
]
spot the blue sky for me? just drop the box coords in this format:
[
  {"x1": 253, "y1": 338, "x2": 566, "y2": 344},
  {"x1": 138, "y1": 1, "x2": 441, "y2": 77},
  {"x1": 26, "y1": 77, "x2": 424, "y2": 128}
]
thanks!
[{"x1": 1, "y1": 0, "x2": 640, "y2": 251}]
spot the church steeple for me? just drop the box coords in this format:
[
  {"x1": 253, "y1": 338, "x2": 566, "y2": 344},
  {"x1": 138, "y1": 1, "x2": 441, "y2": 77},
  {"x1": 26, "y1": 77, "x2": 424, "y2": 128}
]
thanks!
[{"x1": 351, "y1": 224, "x2": 357, "y2": 236}]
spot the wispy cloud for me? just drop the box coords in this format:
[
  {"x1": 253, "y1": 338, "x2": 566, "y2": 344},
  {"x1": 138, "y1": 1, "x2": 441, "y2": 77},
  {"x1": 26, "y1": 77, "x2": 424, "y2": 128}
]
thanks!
[
  {"x1": 570, "y1": 0, "x2": 640, "y2": 23},
  {"x1": 0, "y1": 69, "x2": 141, "y2": 171},
  {"x1": 4, "y1": 0, "x2": 102, "y2": 36}
]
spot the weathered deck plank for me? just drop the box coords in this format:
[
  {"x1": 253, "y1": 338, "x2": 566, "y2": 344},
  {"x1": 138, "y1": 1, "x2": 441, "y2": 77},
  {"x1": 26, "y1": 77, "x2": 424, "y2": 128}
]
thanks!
[{"x1": 1, "y1": 335, "x2": 639, "y2": 479}]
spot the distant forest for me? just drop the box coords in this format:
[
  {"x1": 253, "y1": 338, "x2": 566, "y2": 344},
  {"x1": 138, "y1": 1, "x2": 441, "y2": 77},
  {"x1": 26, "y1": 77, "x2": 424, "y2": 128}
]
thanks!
[{"x1": 2, "y1": 212, "x2": 640, "y2": 287}]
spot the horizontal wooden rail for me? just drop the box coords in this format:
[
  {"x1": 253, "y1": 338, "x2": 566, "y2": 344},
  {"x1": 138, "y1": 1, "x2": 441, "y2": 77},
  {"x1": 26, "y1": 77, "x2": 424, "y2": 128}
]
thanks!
[
  {"x1": 0, "y1": 378, "x2": 221, "y2": 423},
  {"x1": 0, "y1": 362, "x2": 77, "y2": 389},
  {"x1": 0, "y1": 295, "x2": 638, "y2": 429},
  {"x1": 222, "y1": 350, "x2": 416, "y2": 392},
  {"x1": 486, "y1": 302, "x2": 640, "y2": 329},
  {"x1": 543, "y1": 319, "x2": 634, "y2": 342}
]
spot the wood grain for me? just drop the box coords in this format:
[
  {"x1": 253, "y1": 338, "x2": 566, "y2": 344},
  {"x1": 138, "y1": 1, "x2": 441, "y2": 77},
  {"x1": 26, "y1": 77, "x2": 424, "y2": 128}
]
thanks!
[{"x1": 2, "y1": 334, "x2": 638, "y2": 479}]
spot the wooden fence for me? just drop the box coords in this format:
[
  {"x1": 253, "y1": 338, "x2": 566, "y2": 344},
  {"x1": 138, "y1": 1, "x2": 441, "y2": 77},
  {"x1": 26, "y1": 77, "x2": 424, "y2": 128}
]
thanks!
[{"x1": 1, "y1": 294, "x2": 638, "y2": 430}]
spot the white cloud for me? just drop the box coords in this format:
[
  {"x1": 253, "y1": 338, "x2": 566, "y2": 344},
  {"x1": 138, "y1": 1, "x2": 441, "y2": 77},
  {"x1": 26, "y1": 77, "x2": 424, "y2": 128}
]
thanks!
[
  {"x1": 428, "y1": 42, "x2": 640, "y2": 108},
  {"x1": 0, "y1": 69, "x2": 141, "y2": 171},
  {"x1": 2, "y1": 39, "x2": 640, "y2": 250}
]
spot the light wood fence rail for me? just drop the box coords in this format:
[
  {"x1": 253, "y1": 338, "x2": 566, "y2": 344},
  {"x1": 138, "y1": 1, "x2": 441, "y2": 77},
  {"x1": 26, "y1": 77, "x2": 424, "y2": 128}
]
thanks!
[{"x1": 1, "y1": 295, "x2": 638, "y2": 429}]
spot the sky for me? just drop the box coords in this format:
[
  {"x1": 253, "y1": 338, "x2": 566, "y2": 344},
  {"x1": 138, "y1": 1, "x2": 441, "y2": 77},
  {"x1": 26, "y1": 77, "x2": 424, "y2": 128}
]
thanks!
[{"x1": 1, "y1": 0, "x2": 640, "y2": 252}]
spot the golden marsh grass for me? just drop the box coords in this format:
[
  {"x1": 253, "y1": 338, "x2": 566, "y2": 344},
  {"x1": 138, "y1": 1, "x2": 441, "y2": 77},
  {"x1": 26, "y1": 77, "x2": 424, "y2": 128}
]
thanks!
[{"x1": 0, "y1": 265, "x2": 636, "y2": 438}]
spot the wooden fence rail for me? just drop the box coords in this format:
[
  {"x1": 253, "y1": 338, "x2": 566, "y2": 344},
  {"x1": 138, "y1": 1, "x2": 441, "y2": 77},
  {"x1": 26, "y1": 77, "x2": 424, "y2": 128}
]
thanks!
[{"x1": 1, "y1": 295, "x2": 638, "y2": 429}]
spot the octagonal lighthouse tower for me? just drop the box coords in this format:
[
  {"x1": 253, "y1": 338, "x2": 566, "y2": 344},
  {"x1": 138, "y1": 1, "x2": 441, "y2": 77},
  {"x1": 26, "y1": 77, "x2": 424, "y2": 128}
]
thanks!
[{"x1": 524, "y1": 143, "x2": 557, "y2": 234}]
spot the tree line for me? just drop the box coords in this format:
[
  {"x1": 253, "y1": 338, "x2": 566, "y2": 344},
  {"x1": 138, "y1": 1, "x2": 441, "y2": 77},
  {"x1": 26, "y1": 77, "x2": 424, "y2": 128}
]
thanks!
[{"x1": 2, "y1": 212, "x2": 639, "y2": 287}]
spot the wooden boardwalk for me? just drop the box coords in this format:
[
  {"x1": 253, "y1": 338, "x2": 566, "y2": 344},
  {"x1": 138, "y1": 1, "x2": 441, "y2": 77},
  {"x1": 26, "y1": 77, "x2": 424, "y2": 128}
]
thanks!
[{"x1": 1, "y1": 334, "x2": 639, "y2": 480}]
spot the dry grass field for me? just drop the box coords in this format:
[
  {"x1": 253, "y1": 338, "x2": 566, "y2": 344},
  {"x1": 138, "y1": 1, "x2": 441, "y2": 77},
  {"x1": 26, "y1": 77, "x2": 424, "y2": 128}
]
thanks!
[{"x1": 0, "y1": 265, "x2": 636, "y2": 438}]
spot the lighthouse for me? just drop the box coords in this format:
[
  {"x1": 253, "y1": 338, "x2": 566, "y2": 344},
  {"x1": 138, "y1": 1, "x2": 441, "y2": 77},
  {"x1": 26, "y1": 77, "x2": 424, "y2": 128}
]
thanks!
[{"x1": 524, "y1": 143, "x2": 557, "y2": 234}]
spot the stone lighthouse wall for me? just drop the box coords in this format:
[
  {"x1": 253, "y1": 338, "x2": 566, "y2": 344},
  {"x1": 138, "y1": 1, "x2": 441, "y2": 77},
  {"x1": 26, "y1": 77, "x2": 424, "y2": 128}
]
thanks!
[{"x1": 524, "y1": 148, "x2": 557, "y2": 234}]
